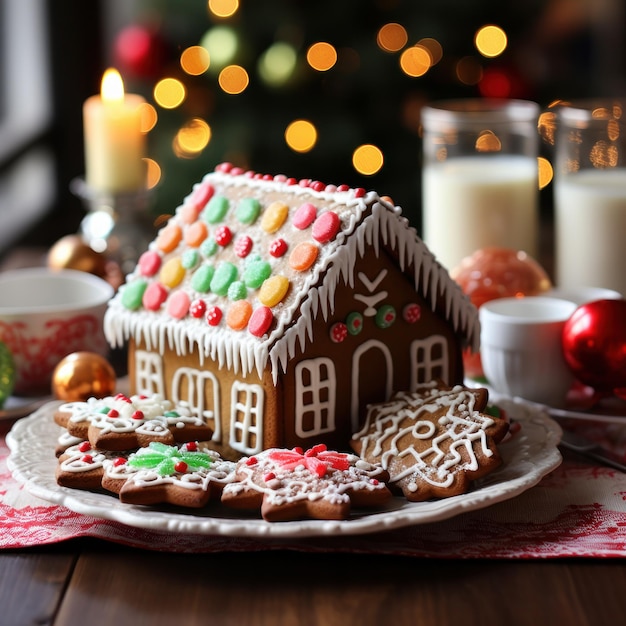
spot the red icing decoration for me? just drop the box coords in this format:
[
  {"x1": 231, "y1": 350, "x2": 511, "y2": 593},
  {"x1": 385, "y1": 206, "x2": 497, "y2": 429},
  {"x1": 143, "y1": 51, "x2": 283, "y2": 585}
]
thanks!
[
  {"x1": 403, "y1": 303, "x2": 421, "y2": 324},
  {"x1": 330, "y1": 322, "x2": 347, "y2": 343},
  {"x1": 234, "y1": 235, "x2": 253, "y2": 258},
  {"x1": 269, "y1": 238, "x2": 288, "y2": 257},
  {"x1": 78, "y1": 442, "x2": 91, "y2": 453},
  {"x1": 312, "y1": 211, "x2": 340, "y2": 243},
  {"x1": 206, "y1": 306, "x2": 223, "y2": 326},
  {"x1": 114, "y1": 457, "x2": 127, "y2": 467},
  {"x1": 268, "y1": 445, "x2": 350, "y2": 477},
  {"x1": 138, "y1": 250, "x2": 162, "y2": 277},
  {"x1": 189, "y1": 299, "x2": 207, "y2": 318},
  {"x1": 354, "y1": 187, "x2": 366, "y2": 198},
  {"x1": 81, "y1": 454, "x2": 94, "y2": 464},
  {"x1": 132, "y1": 410, "x2": 144, "y2": 420},
  {"x1": 246, "y1": 456, "x2": 257, "y2": 465},
  {"x1": 107, "y1": 409, "x2": 119, "y2": 418},
  {"x1": 214, "y1": 225, "x2": 232, "y2": 246},
  {"x1": 115, "y1": 393, "x2": 131, "y2": 402},
  {"x1": 248, "y1": 306, "x2": 273, "y2": 337},
  {"x1": 293, "y1": 202, "x2": 317, "y2": 229}
]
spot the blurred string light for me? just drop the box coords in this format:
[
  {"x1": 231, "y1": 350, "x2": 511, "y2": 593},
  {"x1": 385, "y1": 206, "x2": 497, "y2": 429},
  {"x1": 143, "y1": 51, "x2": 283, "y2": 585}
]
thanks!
[
  {"x1": 200, "y1": 26, "x2": 240, "y2": 73},
  {"x1": 285, "y1": 120, "x2": 318, "y2": 153},
  {"x1": 139, "y1": 102, "x2": 158, "y2": 133},
  {"x1": 154, "y1": 77, "x2": 186, "y2": 108},
  {"x1": 174, "y1": 117, "x2": 212, "y2": 158},
  {"x1": 208, "y1": 0, "x2": 239, "y2": 19},
  {"x1": 218, "y1": 64, "x2": 249, "y2": 94},
  {"x1": 306, "y1": 42, "x2": 337, "y2": 72},
  {"x1": 180, "y1": 46, "x2": 210, "y2": 75},
  {"x1": 144, "y1": 158, "x2": 162, "y2": 188},
  {"x1": 456, "y1": 56, "x2": 483, "y2": 86},
  {"x1": 418, "y1": 38, "x2": 442, "y2": 65},
  {"x1": 538, "y1": 157, "x2": 553, "y2": 189},
  {"x1": 475, "y1": 25, "x2": 507, "y2": 58},
  {"x1": 376, "y1": 23, "x2": 408, "y2": 52},
  {"x1": 258, "y1": 42, "x2": 298, "y2": 87},
  {"x1": 352, "y1": 144, "x2": 384, "y2": 175},
  {"x1": 399, "y1": 44, "x2": 431, "y2": 77}
]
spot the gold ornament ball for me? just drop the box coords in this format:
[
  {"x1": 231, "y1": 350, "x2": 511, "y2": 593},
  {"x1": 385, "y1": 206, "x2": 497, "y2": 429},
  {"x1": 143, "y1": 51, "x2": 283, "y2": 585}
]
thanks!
[
  {"x1": 47, "y1": 235, "x2": 108, "y2": 278},
  {"x1": 52, "y1": 352, "x2": 116, "y2": 402}
]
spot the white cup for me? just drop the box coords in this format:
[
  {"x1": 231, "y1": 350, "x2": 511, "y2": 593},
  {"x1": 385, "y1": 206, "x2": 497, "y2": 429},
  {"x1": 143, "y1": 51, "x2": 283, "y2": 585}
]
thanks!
[
  {"x1": 545, "y1": 286, "x2": 622, "y2": 305},
  {"x1": 480, "y1": 296, "x2": 578, "y2": 406},
  {"x1": 0, "y1": 268, "x2": 114, "y2": 396}
]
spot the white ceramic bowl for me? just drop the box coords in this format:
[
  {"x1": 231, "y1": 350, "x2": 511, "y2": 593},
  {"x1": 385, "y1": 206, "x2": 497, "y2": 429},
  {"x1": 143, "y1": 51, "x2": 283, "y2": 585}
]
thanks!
[
  {"x1": 545, "y1": 286, "x2": 622, "y2": 305},
  {"x1": 480, "y1": 296, "x2": 578, "y2": 406},
  {"x1": 0, "y1": 267, "x2": 114, "y2": 395}
]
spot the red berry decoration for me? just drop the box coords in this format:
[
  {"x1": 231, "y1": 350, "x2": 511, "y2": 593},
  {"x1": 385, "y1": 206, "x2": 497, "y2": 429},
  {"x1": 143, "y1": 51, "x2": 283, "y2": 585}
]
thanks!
[
  {"x1": 206, "y1": 306, "x2": 223, "y2": 326},
  {"x1": 186, "y1": 442, "x2": 198, "y2": 451},
  {"x1": 330, "y1": 322, "x2": 348, "y2": 343},
  {"x1": 562, "y1": 299, "x2": 626, "y2": 396},
  {"x1": 174, "y1": 461, "x2": 188, "y2": 473},
  {"x1": 190, "y1": 299, "x2": 207, "y2": 318},
  {"x1": 269, "y1": 238, "x2": 288, "y2": 257},
  {"x1": 403, "y1": 303, "x2": 421, "y2": 324},
  {"x1": 214, "y1": 225, "x2": 232, "y2": 246},
  {"x1": 234, "y1": 235, "x2": 253, "y2": 257}
]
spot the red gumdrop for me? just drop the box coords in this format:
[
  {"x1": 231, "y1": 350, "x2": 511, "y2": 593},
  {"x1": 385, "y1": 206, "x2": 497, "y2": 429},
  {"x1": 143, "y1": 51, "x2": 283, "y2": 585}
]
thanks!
[{"x1": 312, "y1": 211, "x2": 340, "y2": 243}]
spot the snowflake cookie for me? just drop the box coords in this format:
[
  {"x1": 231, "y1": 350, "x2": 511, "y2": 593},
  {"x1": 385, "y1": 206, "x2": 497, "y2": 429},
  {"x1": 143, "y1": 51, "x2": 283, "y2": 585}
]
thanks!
[
  {"x1": 220, "y1": 444, "x2": 392, "y2": 522},
  {"x1": 54, "y1": 392, "x2": 213, "y2": 451},
  {"x1": 350, "y1": 382, "x2": 509, "y2": 501}
]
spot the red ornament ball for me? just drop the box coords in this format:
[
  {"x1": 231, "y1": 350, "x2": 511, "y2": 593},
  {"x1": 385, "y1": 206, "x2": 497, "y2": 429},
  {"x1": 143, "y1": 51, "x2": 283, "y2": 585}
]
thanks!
[{"x1": 562, "y1": 299, "x2": 626, "y2": 393}]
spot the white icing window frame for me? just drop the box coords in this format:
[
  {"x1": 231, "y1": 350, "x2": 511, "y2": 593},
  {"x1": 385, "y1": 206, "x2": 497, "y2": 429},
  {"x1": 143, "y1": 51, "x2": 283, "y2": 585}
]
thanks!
[
  {"x1": 229, "y1": 382, "x2": 264, "y2": 455},
  {"x1": 294, "y1": 358, "x2": 337, "y2": 439},
  {"x1": 351, "y1": 339, "x2": 393, "y2": 432},
  {"x1": 171, "y1": 367, "x2": 221, "y2": 442},
  {"x1": 134, "y1": 350, "x2": 165, "y2": 397},
  {"x1": 410, "y1": 335, "x2": 449, "y2": 388}
]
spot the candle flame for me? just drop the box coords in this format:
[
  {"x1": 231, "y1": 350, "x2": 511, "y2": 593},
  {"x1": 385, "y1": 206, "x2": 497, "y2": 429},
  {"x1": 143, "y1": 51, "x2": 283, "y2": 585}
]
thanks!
[{"x1": 101, "y1": 68, "x2": 125, "y2": 104}]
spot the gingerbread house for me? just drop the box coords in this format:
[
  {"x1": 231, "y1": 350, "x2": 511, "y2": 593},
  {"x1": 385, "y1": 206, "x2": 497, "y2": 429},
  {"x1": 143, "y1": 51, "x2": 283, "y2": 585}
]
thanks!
[{"x1": 104, "y1": 164, "x2": 480, "y2": 460}]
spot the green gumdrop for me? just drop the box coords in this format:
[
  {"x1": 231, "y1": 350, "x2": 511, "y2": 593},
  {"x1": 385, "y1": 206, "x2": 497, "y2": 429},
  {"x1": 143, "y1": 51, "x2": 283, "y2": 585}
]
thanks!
[
  {"x1": 202, "y1": 195, "x2": 230, "y2": 224},
  {"x1": 191, "y1": 264, "x2": 215, "y2": 293},
  {"x1": 210, "y1": 262, "x2": 238, "y2": 296},
  {"x1": 121, "y1": 279, "x2": 148, "y2": 310},
  {"x1": 227, "y1": 280, "x2": 247, "y2": 301},
  {"x1": 0, "y1": 341, "x2": 15, "y2": 408},
  {"x1": 236, "y1": 197, "x2": 261, "y2": 224},
  {"x1": 242, "y1": 260, "x2": 271, "y2": 289},
  {"x1": 182, "y1": 249, "x2": 199, "y2": 270},
  {"x1": 201, "y1": 237, "x2": 218, "y2": 257}
]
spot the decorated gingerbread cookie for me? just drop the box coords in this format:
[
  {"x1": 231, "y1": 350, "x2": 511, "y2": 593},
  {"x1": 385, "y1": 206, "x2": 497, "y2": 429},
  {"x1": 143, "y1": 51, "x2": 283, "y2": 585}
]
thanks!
[
  {"x1": 102, "y1": 441, "x2": 236, "y2": 507},
  {"x1": 56, "y1": 441, "x2": 130, "y2": 490},
  {"x1": 54, "y1": 393, "x2": 213, "y2": 451},
  {"x1": 220, "y1": 444, "x2": 391, "y2": 521},
  {"x1": 351, "y1": 382, "x2": 509, "y2": 501}
]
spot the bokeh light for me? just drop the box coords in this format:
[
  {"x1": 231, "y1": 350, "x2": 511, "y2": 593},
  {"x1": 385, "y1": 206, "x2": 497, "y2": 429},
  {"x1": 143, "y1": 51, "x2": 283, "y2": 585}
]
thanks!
[
  {"x1": 456, "y1": 56, "x2": 483, "y2": 85},
  {"x1": 139, "y1": 102, "x2": 158, "y2": 133},
  {"x1": 352, "y1": 144, "x2": 384, "y2": 175},
  {"x1": 258, "y1": 42, "x2": 298, "y2": 87},
  {"x1": 180, "y1": 46, "x2": 210, "y2": 75},
  {"x1": 538, "y1": 157, "x2": 553, "y2": 189},
  {"x1": 307, "y1": 42, "x2": 337, "y2": 72},
  {"x1": 145, "y1": 158, "x2": 162, "y2": 189},
  {"x1": 218, "y1": 65, "x2": 249, "y2": 94},
  {"x1": 376, "y1": 23, "x2": 408, "y2": 52},
  {"x1": 174, "y1": 118, "x2": 212, "y2": 158},
  {"x1": 285, "y1": 119, "x2": 318, "y2": 153},
  {"x1": 417, "y1": 38, "x2": 443, "y2": 65},
  {"x1": 200, "y1": 26, "x2": 239, "y2": 72},
  {"x1": 208, "y1": 0, "x2": 239, "y2": 18},
  {"x1": 399, "y1": 45, "x2": 431, "y2": 77},
  {"x1": 475, "y1": 130, "x2": 501, "y2": 152},
  {"x1": 153, "y1": 77, "x2": 186, "y2": 109},
  {"x1": 474, "y1": 25, "x2": 507, "y2": 58}
]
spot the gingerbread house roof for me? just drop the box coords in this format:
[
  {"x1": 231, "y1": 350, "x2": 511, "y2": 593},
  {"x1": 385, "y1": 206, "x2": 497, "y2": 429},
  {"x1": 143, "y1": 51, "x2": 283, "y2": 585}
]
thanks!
[{"x1": 104, "y1": 163, "x2": 479, "y2": 382}]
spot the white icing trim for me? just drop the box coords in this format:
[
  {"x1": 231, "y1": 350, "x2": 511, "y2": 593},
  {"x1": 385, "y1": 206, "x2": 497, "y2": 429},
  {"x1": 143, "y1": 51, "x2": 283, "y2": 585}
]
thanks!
[
  {"x1": 294, "y1": 357, "x2": 337, "y2": 438},
  {"x1": 229, "y1": 381, "x2": 264, "y2": 455}
]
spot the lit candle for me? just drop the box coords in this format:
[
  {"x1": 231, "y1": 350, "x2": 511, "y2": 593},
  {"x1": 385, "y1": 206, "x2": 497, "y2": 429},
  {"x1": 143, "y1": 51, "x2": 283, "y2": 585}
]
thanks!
[{"x1": 83, "y1": 68, "x2": 146, "y2": 194}]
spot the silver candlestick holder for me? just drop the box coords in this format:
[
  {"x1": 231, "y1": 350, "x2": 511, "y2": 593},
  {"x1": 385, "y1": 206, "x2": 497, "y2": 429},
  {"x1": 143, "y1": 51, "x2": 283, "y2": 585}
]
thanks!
[{"x1": 71, "y1": 177, "x2": 156, "y2": 276}]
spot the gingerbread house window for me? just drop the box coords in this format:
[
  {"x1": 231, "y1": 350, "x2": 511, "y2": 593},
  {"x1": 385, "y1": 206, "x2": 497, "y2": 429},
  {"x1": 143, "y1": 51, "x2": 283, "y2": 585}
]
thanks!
[
  {"x1": 229, "y1": 382, "x2": 264, "y2": 455},
  {"x1": 294, "y1": 358, "x2": 337, "y2": 438},
  {"x1": 171, "y1": 367, "x2": 221, "y2": 442},
  {"x1": 410, "y1": 336, "x2": 449, "y2": 387},
  {"x1": 135, "y1": 350, "x2": 165, "y2": 397}
]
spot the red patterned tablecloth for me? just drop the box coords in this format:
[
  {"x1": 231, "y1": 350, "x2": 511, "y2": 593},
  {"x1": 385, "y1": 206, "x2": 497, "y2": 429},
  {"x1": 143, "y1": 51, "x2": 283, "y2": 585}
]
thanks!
[{"x1": 2, "y1": 420, "x2": 626, "y2": 558}]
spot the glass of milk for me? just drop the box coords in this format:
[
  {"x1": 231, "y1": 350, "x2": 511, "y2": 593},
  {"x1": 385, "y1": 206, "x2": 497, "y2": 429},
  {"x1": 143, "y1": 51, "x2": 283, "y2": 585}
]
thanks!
[
  {"x1": 553, "y1": 100, "x2": 626, "y2": 297},
  {"x1": 421, "y1": 99, "x2": 540, "y2": 271}
]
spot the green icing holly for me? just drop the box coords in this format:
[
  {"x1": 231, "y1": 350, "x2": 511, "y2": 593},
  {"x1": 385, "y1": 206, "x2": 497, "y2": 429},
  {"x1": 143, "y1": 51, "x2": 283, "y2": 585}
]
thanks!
[
  {"x1": 0, "y1": 341, "x2": 15, "y2": 408},
  {"x1": 121, "y1": 279, "x2": 148, "y2": 310},
  {"x1": 127, "y1": 441, "x2": 212, "y2": 476}
]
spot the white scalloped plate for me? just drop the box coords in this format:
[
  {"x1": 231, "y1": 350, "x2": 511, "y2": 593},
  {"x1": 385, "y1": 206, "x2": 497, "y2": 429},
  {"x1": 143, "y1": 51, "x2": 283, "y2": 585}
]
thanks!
[{"x1": 6, "y1": 400, "x2": 562, "y2": 538}]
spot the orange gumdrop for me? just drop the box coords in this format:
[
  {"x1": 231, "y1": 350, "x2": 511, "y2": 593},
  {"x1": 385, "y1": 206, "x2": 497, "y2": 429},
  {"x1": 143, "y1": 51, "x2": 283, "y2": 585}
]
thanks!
[
  {"x1": 226, "y1": 300, "x2": 253, "y2": 330},
  {"x1": 185, "y1": 221, "x2": 208, "y2": 248},
  {"x1": 289, "y1": 242, "x2": 319, "y2": 271},
  {"x1": 156, "y1": 224, "x2": 183, "y2": 253}
]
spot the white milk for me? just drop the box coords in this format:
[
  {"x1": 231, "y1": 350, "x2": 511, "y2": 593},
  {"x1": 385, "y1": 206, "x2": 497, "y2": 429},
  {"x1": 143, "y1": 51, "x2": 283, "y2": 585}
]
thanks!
[
  {"x1": 555, "y1": 168, "x2": 626, "y2": 296},
  {"x1": 422, "y1": 156, "x2": 538, "y2": 270}
]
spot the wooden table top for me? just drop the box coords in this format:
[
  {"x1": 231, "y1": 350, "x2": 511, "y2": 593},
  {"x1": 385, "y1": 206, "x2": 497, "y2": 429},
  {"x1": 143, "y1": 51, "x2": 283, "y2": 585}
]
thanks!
[{"x1": 1, "y1": 542, "x2": 626, "y2": 626}]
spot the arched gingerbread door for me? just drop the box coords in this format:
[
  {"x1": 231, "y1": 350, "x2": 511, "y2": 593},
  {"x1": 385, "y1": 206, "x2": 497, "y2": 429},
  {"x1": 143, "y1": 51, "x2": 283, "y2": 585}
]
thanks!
[{"x1": 350, "y1": 339, "x2": 393, "y2": 432}]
